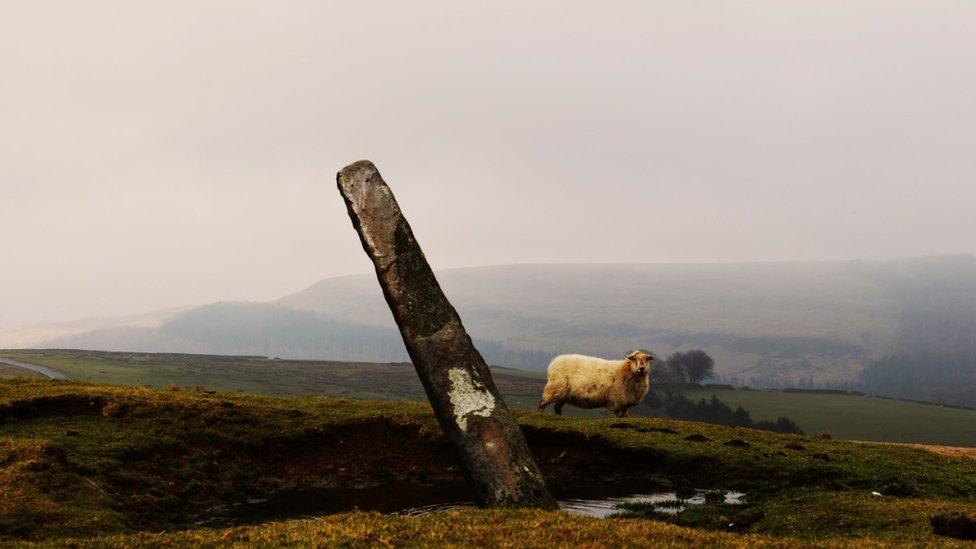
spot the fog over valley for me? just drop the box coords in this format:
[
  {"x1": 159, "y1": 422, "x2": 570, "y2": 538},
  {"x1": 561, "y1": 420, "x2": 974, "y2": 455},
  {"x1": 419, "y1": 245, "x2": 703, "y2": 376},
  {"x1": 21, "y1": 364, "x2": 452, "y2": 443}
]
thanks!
[
  {"x1": 7, "y1": 255, "x2": 975, "y2": 406},
  {"x1": 3, "y1": 2, "x2": 976, "y2": 328}
]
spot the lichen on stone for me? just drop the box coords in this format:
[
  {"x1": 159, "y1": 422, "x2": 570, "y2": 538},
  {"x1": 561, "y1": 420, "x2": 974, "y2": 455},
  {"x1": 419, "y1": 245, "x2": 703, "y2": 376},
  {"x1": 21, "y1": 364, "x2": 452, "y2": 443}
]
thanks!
[{"x1": 448, "y1": 368, "x2": 496, "y2": 432}]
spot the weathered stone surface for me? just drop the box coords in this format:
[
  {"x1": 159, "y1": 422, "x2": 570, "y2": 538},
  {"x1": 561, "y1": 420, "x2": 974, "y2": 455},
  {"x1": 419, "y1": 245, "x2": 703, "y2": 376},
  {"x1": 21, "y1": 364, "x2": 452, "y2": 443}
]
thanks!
[{"x1": 336, "y1": 160, "x2": 555, "y2": 508}]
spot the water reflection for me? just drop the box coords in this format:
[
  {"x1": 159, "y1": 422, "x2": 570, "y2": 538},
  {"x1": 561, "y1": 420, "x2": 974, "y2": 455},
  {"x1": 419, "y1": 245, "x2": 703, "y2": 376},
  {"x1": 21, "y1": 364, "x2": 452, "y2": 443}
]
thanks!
[{"x1": 396, "y1": 490, "x2": 747, "y2": 519}]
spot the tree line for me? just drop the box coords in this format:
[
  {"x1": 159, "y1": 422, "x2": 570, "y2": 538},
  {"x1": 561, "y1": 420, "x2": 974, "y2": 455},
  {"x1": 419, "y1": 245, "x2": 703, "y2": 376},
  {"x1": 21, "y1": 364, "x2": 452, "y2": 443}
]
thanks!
[
  {"x1": 860, "y1": 354, "x2": 976, "y2": 409},
  {"x1": 641, "y1": 349, "x2": 802, "y2": 434},
  {"x1": 644, "y1": 393, "x2": 803, "y2": 434}
]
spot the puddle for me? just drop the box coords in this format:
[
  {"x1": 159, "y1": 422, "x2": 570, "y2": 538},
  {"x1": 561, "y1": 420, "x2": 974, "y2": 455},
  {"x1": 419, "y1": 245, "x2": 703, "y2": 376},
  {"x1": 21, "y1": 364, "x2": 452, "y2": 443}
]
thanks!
[
  {"x1": 556, "y1": 490, "x2": 746, "y2": 518},
  {"x1": 395, "y1": 490, "x2": 746, "y2": 519},
  {"x1": 230, "y1": 482, "x2": 746, "y2": 524}
]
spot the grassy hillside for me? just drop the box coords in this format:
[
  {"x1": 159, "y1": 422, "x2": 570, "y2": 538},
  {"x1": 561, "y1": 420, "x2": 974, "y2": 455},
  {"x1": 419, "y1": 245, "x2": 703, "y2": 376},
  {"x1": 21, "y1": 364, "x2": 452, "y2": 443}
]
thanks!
[
  {"x1": 0, "y1": 363, "x2": 42, "y2": 379},
  {"x1": 3, "y1": 379, "x2": 976, "y2": 546},
  {"x1": 32, "y1": 508, "x2": 975, "y2": 548},
  {"x1": 6, "y1": 350, "x2": 976, "y2": 446},
  {"x1": 0, "y1": 349, "x2": 544, "y2": 402},
  {"x1": 33, "y1": 510, "x2": 808, "y2": 548},
  {"x1": 677, "y1": 387, "x2": 976, "y2": 447}
]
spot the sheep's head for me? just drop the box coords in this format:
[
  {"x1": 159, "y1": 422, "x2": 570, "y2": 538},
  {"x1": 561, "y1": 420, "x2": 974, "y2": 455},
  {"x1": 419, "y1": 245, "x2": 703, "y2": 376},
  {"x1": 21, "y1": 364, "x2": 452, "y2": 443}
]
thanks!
[{"x1": 625, "y1": 350, "x2": 655, "y2": 376}]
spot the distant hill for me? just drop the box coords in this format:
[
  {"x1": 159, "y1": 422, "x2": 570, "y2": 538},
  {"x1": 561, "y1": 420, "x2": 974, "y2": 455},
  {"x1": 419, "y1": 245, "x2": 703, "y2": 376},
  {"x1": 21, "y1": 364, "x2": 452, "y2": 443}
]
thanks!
[
  {"x1": 0, "y1": 306, "x2": 188, "y2": 349},
  {"x1": 39, "y1": 302, "x2": 550, "y2": 370},
  {"x1": 29, "y1": 256, "x2": 976, "y2": 386}
]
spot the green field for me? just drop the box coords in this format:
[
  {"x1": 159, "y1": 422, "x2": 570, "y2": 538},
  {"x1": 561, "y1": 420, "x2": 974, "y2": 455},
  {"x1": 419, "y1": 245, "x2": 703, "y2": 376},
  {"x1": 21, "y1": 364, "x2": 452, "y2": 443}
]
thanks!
[
  {"x1": 678, "y1": 387, "x2": 976, "y2": 447},
  {"x1": 0, "y1": 363, "x2": 42, "y2": 379},
  {"x1": 0, "y1": 350, "x2": 606, "y2": 417},
  {"x1": 4, "y1": 379, "x2": 976, "y2": 546},
  {"x1": 5, "y1": 349, "x2": 976, "y2": 447}
]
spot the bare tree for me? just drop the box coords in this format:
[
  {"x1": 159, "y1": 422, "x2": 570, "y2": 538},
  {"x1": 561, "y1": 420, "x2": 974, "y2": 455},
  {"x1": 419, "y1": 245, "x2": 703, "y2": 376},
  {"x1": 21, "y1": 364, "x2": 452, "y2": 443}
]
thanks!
[
  {"x1": 336, "y1": 160, "x2": 555, "y2": 508},
  {"x1": 666, "y1": 349, "x2": 715, "y2": 384}
]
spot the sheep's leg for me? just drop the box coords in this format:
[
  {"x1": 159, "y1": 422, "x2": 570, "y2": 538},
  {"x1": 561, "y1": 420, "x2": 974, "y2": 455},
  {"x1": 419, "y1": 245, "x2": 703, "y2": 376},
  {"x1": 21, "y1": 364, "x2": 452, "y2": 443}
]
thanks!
[
  {"x1": 539, "y1": 384, "x2": 558, "y2": 413},
  {"x1": 554, "y1": 402, "x2": 565, "y2": 415},
  {"x1": 614, "y1": 408, "x2": 628, "y2": 418}
]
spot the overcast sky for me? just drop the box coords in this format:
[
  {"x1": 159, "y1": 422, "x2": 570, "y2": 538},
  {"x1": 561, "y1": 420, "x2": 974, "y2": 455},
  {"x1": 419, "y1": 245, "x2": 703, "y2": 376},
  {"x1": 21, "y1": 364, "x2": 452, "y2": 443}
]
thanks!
[{"x1": 2, "y1": 1, "x2": 975, "y2": 327}]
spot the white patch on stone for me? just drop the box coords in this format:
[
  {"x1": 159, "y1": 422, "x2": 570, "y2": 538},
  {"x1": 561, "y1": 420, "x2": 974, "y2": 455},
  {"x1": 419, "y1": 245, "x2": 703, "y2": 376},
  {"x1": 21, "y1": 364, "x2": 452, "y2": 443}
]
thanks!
[{"x1": 448, "y1": 368, "x2": 496, "y2": 432}]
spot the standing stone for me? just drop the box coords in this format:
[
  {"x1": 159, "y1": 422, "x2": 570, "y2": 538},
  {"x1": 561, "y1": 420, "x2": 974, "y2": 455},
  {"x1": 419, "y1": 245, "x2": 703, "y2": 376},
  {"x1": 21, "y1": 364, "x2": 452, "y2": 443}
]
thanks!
[{"x1": 336, "y1": 160, "x2": 555, "y2": 508}]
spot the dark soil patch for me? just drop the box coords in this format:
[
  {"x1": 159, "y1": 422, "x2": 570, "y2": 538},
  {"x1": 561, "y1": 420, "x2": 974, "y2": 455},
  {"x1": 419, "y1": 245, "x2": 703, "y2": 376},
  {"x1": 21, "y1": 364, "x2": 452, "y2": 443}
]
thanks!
[
  {"x1": 261, "y1": 419, "x2": 460, "y2": 490},
  {"x1": 726, "y1": 510, "x2": 765, "y2": 531},
  {"x1": 684, "y1": 434, "x2": 710, "y2": 442},
  {"x1": 523, "y1": 426, "x2": 669, "y2": 486},
  {"x1": 82, "y1": 416, "x2": 677, "y2": 531},
  {"x1": 0, "y1": 395, "x2": 108, "y2": 421},
  {"x1": 724, "y1": 439, "x2": 750, "y2": 448},
  {"x1": 646, "y1": 427, "x2": 680, "y2": 435},
  {"x1": 880, "y1": 482, "x2": 918, "y2": 497},
  {"x1": 931, "y1": 512, "x2": 976, "y2": 540},
  {"x1": 608, "y1": 422, "x2": 678, "y2": 435},
  {"x1": 638, "y1": 427, "x2": 680, "y2": 435},
  {"x1": 223, "y1": 420, "x2": 676, "y2": 525}
]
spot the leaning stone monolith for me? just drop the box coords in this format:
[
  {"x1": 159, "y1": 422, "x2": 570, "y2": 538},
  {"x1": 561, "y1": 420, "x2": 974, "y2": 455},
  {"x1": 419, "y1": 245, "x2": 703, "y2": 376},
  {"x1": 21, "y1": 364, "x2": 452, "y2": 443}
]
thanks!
[{"x1": 336, "y1": 160, "x2": 555, "y2": 508}]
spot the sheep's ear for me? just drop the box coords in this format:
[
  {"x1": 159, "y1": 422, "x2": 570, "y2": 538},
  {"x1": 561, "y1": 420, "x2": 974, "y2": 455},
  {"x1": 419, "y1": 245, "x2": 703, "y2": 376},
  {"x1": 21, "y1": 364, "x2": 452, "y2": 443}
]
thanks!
[{"x1": 626, "y1": 351, "x2": 640, "y2": 361}]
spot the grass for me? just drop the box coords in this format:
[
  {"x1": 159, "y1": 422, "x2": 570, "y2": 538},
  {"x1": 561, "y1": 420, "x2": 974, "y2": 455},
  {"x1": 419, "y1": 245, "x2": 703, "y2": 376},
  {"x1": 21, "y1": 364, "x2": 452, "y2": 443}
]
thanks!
[
  {"x1": 0, "y1": 349, "x2": 538, "y2": 398},
  {"x1": 0, "y1": 350, "x2": 311, "y2": 394},
  {"x1": 3, "y1": 379, "x2": 976, "y2": 546},
  {"x1": 25, "y1": 508, "x2": 970, "y2": 548},
  {"x1": 0, "y1": 363, "x2": 42, "y2": 379},
  {"x1": 678, "y1": 387, "x2": 976, "y2": 446},
  {"x1": 7, "y1": 350, "x2": 976, "y2": 444},
  {"x1": 0, "y1": 349, "x2": 605, "y2": 417},
  {"x1": 0, "y1": 379, "x2": 432, "y2": 541}
]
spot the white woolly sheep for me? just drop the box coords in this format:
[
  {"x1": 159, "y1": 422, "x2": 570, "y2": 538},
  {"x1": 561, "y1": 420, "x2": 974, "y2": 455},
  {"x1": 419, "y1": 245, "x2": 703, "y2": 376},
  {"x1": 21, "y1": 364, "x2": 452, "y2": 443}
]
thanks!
[{"x1": 537, "y1": 350, "x2": 654, "y2": 417}]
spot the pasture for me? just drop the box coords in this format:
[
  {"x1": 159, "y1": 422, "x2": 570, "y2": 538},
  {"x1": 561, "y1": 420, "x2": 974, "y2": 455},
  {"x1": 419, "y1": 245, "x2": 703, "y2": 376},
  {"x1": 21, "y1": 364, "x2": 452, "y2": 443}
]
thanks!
[
  {"x1": 4, "y1": 349, "x2": 976, "y2": 446},
  {"x1": 678, "y1": 387, "x2": 976, "y2": 447}
]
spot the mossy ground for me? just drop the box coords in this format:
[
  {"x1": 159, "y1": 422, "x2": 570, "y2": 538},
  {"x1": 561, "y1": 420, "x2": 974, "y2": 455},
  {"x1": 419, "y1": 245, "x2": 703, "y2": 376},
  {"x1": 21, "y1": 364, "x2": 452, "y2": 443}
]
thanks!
[
  {"x1": 2, "y1": 379, "x2": 976, "y2": 546},
  {"x1": 0, "y1": 363, "x2": 43, "y2": 379},
  {"x1": 24, "y1": 509, "x2": 974, "y2": 549},
  {"x1": 9, "y1": 349, "x2": 976, "y2": 444}
]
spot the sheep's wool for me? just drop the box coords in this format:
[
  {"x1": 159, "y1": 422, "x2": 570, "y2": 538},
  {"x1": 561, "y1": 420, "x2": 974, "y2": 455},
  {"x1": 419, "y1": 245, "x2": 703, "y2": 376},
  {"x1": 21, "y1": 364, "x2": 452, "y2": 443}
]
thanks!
[
  {"x1": 448, "y1": 368, "x2": 496, "y2": 432},
  {"x1": 540, "y1": 353, "x2": 651, "y2": 417}
]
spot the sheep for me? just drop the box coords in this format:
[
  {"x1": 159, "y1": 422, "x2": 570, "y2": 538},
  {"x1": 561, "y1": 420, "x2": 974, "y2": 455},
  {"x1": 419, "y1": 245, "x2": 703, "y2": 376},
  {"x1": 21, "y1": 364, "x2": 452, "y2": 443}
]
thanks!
[{"x1": 537, "y1": 350, "x2": 654, "y2": 417}]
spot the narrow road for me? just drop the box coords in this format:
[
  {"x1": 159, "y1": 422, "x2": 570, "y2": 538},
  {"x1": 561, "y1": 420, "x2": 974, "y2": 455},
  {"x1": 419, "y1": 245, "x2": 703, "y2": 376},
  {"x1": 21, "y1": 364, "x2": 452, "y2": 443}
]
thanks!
[{"x1": 0, "y1": 357, "x2": 69, "y2": 380}]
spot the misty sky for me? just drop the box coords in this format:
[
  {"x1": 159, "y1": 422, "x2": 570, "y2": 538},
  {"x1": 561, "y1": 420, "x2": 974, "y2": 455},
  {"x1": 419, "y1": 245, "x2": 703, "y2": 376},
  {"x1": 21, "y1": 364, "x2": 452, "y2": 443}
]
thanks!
[{"x1": 2, "y1": 1, "x2": 975, "y2": 327}]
